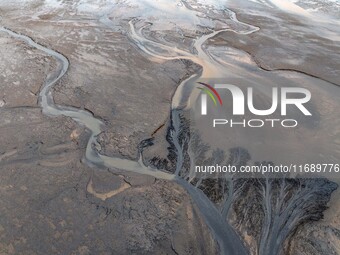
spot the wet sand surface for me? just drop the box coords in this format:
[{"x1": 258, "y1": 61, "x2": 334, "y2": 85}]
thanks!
[{"x1": 0, "y1": 0, "x2": 339, "y2": 254}]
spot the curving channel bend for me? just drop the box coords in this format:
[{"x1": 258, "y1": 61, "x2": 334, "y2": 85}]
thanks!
[
  {"x1": 0, "y1": 10, "x2": 259, "y2": 255},
  {"x1": 0, "y1": 26, "x2": 174, "y2": 180}
]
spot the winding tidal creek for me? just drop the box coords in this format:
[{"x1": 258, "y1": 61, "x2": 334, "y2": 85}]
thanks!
[{"x1": 0, "y1": 17, "x2": 249, "y2": 253}]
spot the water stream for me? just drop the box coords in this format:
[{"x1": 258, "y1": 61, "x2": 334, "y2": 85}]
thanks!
[{"x1": 0, "y1": 10, "x2": 254, "y2": 253}]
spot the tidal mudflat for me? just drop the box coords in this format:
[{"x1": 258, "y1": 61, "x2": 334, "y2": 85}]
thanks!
[{"x1": 0, "y1": 0, "x2": 339, "y2": 254}]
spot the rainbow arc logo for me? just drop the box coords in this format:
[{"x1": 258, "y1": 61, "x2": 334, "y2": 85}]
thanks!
[{"x1": 197, "y1": 82, "x2": 223, "y2": 110}]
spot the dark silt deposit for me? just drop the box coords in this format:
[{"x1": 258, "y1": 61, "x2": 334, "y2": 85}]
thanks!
[{"x1": 0, "y1": 0, "x2": 339, "y2": 254}]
